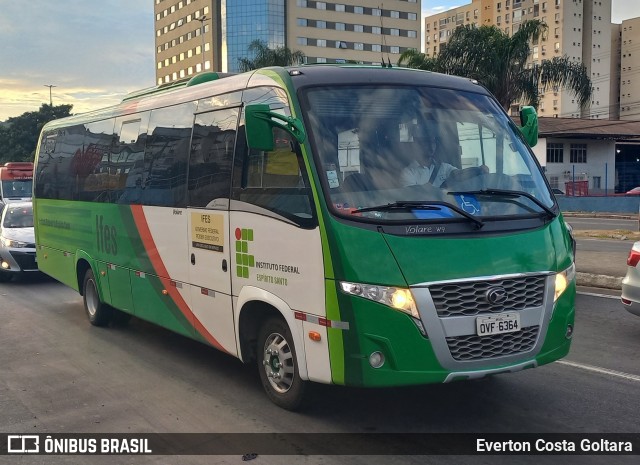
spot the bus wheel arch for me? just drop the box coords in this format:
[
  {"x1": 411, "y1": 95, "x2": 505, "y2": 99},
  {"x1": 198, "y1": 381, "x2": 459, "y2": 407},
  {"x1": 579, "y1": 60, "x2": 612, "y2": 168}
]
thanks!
[
  {"x1": 76, "y1": 259, "x2": 92, "y2": 296},
  {"x1": 237, "y1": 298, "x2": 309, "y2": 410},
  {"x1": 257, "y1": 316, "x2": 307, "y2": 410},
  {"x1": 76, "y1": 259, "x2": 113, "y2": 327}
]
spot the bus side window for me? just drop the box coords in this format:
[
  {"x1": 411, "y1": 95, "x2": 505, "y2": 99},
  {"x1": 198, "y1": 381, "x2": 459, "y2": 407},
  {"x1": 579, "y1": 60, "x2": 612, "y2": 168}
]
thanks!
[
  {"x1": 113, "y1": 113, "x2": 149, "y2": 204},
  {"x1": 187, "y1": 108, "x2": 238, "y2": 208},
  {"x1": 232, "y1": 126, "x2": 316, "y2": 227},
  {"x1": 35, "y1": 132, "x2": 57, "y2": 199},
  {"x1": 77, "y1": 119, "x2": 116, "y2": 202}
]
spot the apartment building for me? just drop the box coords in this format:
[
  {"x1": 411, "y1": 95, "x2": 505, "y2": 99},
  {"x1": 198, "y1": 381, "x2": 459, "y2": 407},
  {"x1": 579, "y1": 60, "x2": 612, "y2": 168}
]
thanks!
[
  {"x1": 620, "y1": 17, "x2": 640, "y2": 120},
  {"x1": 154, "y1": 0, "x2": 421, "y2": 85},
  {"x1": 424, "y1": 0, "x2": 614, "y2": 120}
]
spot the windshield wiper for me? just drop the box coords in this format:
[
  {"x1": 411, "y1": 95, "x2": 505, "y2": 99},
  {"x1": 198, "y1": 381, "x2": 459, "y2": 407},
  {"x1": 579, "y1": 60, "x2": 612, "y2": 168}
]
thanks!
[
  {"x1": 447, "y1": 188, "x2": 557, "y2": 219},
  {"x1": 352, "y1": 201, "x2": 484, "y2": 229}
]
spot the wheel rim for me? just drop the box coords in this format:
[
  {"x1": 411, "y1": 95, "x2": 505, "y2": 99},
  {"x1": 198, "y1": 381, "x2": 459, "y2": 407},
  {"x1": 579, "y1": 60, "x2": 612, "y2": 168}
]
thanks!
[
  {"x1": 85, "y1": 278, "x2": 99, "y2": 317},
  {"x1": 261, "y1": 331, "x2": 295, "y2": 394}
]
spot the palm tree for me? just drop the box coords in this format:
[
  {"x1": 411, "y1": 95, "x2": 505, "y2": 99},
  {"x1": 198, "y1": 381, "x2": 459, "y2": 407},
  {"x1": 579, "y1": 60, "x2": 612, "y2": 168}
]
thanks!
[
  {"x1": 397, "y1": 49, "x2": 441, "y2": 72},
  {"x1": 399, "y1": 20, "x2": 592, "y2": 111},
  {"x1": 237, "y1": 40, "x2": 306, "y2": 72}
]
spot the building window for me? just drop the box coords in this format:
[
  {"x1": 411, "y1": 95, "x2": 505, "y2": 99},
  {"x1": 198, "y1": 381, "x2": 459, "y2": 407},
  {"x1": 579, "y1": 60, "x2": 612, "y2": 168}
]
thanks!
[
  {"x1": 336, "y1": 4, "x2": 345, "y2": 12},
  {"x1": 570, "y1": 144, "x2": 587, "y2": 163},
  {"x1": 547, "y1": 143, "x2": 564, "y2": 163}
]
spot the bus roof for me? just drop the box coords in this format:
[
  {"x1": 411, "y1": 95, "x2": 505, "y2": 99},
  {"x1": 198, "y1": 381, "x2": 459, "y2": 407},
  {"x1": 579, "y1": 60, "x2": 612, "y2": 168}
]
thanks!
[
  {"x1": 284, "y1": 65, "x2": 488, "y2": 95},
  {"x1": 39, "y1": 65, "x2": 490, "y2": 132}
]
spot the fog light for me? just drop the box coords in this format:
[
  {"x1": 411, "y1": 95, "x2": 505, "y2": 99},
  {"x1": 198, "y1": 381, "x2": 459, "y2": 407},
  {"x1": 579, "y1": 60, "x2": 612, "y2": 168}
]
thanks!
[
  {"x1": 565, "y1": 324, "x2": 574, "y2": 339},
  {"x1": 1, "y1": 261, "x2": 9, "y2": 270},
  {"x1": 369, "y1": 351, "x2": 385, "y2": 368}
]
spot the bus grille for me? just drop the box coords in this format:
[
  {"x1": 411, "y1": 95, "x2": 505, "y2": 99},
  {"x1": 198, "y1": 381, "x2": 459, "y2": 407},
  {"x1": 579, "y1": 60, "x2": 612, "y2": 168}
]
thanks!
[
  {"x1": 429, "y1": 275, "x2": 546, "y2": 317},
  {"x1": 446, "y1": 326, "x2": 539, "y2": 361}
]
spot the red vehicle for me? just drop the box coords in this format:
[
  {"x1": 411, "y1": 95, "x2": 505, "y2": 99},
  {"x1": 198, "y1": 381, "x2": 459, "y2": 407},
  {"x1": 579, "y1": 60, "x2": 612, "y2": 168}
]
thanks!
[
  {"x1": 625, "y1": 187, "x2": 640, "y2": 195},
  {"x1": 0, "y1": 162, "x2": 33, "y2": 206}
]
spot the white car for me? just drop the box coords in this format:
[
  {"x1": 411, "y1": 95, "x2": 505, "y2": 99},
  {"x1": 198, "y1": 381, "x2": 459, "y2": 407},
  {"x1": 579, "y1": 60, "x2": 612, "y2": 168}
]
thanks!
[
  {"x1": 0, "y1": 201, "x2": 37, "y2": 282},
  {"x1": 621, "y1": 241, "x2": 640, "y2": 317}
]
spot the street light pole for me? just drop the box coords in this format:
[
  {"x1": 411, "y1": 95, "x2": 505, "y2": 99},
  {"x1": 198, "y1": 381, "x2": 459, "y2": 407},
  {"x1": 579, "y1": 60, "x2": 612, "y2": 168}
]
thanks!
[
  {"x1": 198, "y1": 16, "x2": 209, "y2": 71},
  {"x1": 44, "y1": 84, "x2": 56, "y2": 105}
]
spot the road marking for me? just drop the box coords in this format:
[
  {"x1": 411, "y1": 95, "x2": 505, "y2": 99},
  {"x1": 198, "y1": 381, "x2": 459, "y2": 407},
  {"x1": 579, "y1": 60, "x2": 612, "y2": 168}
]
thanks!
[
  {"x1": 577, "y1": 291, "x2": 620, "y2": 300},
  {"x1": 557, "y1": 360, "x2": 640, "y2": 383}
]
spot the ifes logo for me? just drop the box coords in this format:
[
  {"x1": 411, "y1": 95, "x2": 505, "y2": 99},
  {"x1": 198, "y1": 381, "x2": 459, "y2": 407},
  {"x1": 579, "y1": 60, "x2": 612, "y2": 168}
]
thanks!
[{"x1": 235, "y1": 228, "x2": 254, "y2": 278}]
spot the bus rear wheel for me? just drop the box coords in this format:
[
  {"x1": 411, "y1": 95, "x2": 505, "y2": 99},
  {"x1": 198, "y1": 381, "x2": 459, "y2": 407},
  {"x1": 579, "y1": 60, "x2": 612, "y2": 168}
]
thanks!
[
  {"x1": 257, "y1": 317, "x2": 306, "y2": 410},
  {"x1": 82, "y1": 269, "x2": 112, "y2": 327}
]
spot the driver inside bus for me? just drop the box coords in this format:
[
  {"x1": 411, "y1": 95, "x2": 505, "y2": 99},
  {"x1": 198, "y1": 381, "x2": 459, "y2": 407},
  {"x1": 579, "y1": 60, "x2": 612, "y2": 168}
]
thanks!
[{"x1": 400, "y1": 128, "x2": 489, "y2": 188}]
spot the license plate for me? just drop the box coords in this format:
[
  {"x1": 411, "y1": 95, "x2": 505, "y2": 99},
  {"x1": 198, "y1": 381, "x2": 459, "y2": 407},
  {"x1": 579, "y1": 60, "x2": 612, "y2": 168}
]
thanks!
[{"x1": 476, "y1": 312, "x2": 520, "y2": 336}]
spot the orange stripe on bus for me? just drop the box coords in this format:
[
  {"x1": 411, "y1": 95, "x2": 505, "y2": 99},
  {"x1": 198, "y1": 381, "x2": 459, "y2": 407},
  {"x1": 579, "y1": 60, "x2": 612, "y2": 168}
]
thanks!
[{"x1": 129, "y1": 205, "x2": 227, "y2": 353}]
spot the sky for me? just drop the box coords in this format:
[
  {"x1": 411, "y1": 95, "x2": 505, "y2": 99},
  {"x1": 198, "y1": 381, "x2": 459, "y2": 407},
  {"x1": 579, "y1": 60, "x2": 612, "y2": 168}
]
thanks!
[{"x1": 1, "y1": 1, "x2": 640, "y2": 122}]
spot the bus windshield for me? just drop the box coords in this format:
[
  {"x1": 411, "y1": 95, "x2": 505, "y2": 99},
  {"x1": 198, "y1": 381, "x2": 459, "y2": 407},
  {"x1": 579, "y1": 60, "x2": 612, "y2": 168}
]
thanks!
[{"x1": 302, "y1": 86, "x2": 554, "y2": 223}]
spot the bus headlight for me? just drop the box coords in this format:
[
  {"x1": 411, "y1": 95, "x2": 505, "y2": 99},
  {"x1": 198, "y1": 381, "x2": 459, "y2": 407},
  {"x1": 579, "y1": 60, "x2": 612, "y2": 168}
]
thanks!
[
  {"x1": 554, "y1": 263, "x2": 576, "y2": 302},
  {"x1": 340, "y1": 281, "x2": 419, "y2": 319}
]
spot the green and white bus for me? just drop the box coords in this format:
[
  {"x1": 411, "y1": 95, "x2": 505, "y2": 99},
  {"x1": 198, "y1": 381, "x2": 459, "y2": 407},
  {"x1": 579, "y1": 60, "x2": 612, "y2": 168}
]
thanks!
[{"x1": 33, "y1": 66, "x2": 576, "y2": 410}]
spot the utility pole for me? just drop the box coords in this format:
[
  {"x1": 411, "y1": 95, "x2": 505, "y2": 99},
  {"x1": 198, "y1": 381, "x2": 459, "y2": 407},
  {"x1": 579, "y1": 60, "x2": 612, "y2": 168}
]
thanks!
[
  {"x1": 44, "y1": 84, "x2": 56, "y2": 105},
  {"x1": 198, "y1": 16, "x2": 209, "y2": 71}
]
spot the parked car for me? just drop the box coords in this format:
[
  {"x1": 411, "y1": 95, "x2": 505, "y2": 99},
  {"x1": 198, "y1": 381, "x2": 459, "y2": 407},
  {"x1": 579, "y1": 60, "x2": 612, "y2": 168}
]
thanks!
[
  {"x1": 621, "y1": 241, "x2": 640, "y2": 317},
  {"x1": 551, "y1": 188, "x2": 565, "y2": 195},
  {"x1": 625, "y1": 187, "x2": 640, "y2": 195},
  {"x1": 0, "y1": 201, "x2": 37, "y2": 282}
]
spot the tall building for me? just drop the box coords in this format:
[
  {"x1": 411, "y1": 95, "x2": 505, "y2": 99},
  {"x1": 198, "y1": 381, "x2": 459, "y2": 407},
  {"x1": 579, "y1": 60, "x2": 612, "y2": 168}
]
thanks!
[
  {"x1": 154, "y1": 0, "x2": 421, "y2": 85},
  {"x1": 424, "y1": 0, "x2": 614, "y2": 120},
  {"x1": 619, "y1": 17, "x2": 640, "y2": 120}
]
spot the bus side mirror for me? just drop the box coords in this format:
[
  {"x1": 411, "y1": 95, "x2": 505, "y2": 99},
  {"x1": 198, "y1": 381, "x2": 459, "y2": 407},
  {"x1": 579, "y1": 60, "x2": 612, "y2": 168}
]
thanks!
[
  {"x1": 518, "y1": 106, "x2": 538, "y2": 147},
  {"x1": 245, "y1": 104, "x2": 306, "y2": 151}
]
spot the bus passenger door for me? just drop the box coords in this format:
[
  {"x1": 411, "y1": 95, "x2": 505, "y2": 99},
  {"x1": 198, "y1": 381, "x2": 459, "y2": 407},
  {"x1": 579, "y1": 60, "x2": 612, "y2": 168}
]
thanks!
[{"x1": 186, "y1": 108, "x2": 238, "y2": 355}]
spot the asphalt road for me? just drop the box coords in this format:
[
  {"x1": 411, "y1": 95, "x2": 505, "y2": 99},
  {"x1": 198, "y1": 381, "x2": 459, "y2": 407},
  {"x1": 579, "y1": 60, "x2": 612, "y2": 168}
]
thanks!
[
  {"x1": 576, "y1": 238, "x2": 631, "y2": 277},
  {"x1": 565, "y1": 217, "x2": 639, "y2": 231},
  {"x1": 0, "y1": 276, "x2": 638, "y2": 465}
]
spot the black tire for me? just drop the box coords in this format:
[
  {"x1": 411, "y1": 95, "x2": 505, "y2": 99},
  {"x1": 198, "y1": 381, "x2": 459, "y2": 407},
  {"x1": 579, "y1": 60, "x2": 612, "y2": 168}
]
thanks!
[
  {"x1": 257, "y1": 317, "x2": 307, "y2": 410},
  {"x1": 0, "y1": 271, "x2": 13, "y2": 283},
  {"x1": 82, "y1": 268, "x2": 112, "y2": 327}
]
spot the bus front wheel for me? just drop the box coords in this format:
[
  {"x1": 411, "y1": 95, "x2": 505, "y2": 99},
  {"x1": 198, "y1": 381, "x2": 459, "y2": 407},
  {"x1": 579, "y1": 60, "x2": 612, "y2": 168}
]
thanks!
[
  {"x1": 82, "y1": 269, "x2": 112, "y2": 327},
  {"x1": 257, "y1": 317, "x2": 306, "y2": 410}
]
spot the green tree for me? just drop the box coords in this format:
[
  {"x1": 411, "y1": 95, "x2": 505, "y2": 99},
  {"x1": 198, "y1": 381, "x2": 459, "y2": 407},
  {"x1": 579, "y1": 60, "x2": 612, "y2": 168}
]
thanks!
[
  {"x1": 237, "y1": 40, "x2": 306, "y2": 72},
  {"x1": 398, "y1": 20, "x2": 592, "y2": 111},
  {"x1": 397, "y1": 49, "x2": 441, "y2": 72},
  {"x1": 0, "y1": 104, "x2": 73, "y2": 163}
]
